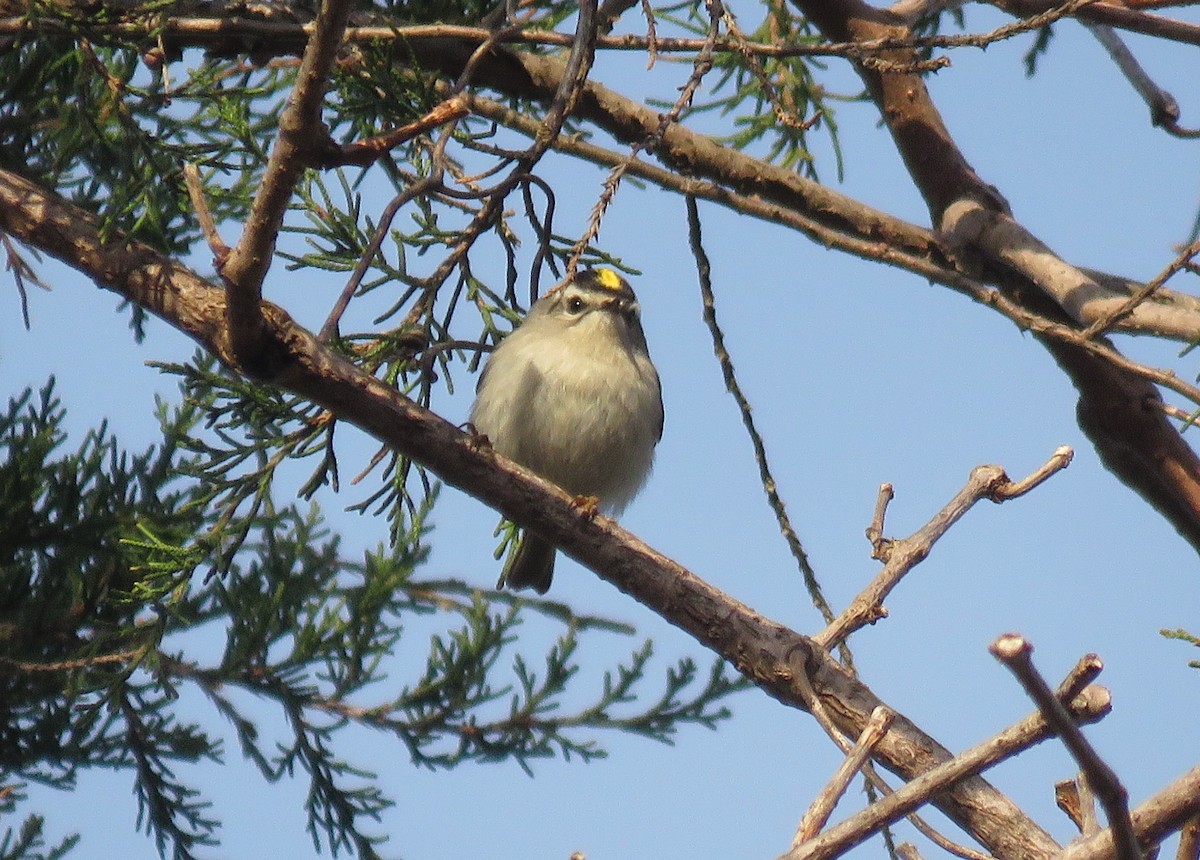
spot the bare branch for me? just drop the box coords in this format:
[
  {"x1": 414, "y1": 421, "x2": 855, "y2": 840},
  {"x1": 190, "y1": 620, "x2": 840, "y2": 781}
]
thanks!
[
  {"x1": 1083, "y1": 23, "x2": 1200, "y2": 136},
  {"x1": 1058, "y1": 653, "x2": 1106, "y2": 701},
  {"x1": 794, "y1": 707, "x2": 895, "y2": 845},
  {"x1": 990, "y1": 635, "x2": 1141, "y2": 860},
  {"x1": 992, "y1": 445, "x2": 1075, "y2": 500},
  {"x1": 865, "y1": 483, "x2": 895, "y2": 557},
  {"x1": 182, "y1": 162, "x2": 231, "y2": 266},
  {"x1": 1059, "y1": 768, "x2": 1200, "y2": 860},
  {"x1": 818, "y1": 448, "x2": 1073, "y2": 650},
  {"x1": 220, "y1": 0, "x2": 355, "y2": 372},
  {"x1": 778, "y1": 685, "x2": 1111, "y2": 860},
  {"x1": 0, "y1": 165, "x2": 1068, "y2": 860},
  {"x1": 316, "y1": 96, "x2": 470, "y2": 168}
]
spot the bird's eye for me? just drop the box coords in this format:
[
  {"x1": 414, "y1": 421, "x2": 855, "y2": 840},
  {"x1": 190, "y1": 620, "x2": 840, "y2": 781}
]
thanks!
[{"x1": 565, "y1": 297, "x2": 586, "y2": 315}]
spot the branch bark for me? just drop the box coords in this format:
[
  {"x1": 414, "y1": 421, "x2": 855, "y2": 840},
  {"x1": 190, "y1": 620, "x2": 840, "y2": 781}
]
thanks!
[{"x1": 0, "y1": 165, "x2": 1067, "y2": 860}]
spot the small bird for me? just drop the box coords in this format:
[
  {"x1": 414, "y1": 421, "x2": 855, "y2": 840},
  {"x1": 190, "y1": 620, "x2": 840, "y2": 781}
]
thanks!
[{"x1": 469, "y1": 268, "x2": 663, "y2": 593}]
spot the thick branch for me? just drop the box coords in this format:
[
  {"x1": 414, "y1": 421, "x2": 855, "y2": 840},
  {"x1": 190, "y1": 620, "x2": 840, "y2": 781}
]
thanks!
[
  {"x1": 0, "y1": 166, "x2": 1064, "y2": 860},
  {"x1": 781, "y1": 0, "x2": 1200, "y2": 552}
]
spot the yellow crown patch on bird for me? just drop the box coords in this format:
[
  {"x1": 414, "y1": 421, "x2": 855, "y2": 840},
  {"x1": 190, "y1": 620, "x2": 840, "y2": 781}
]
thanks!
[{"x1": 595, "y1": 268, "x2": 624, "y2": 291}]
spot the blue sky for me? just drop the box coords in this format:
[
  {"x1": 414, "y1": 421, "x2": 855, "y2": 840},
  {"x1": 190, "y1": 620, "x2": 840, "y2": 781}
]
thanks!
[{"x1": 6, "y1": 5, "x2": 1200, "y2": 858}]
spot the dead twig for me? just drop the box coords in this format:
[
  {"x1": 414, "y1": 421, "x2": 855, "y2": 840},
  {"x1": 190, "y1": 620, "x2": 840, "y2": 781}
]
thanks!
[
  {"x1": 991, "y1": 635, "x2": 1141, "y2": 860},
  {"x1": 818, "y1": 447, "x2": 1074, "y2": 650},
  {"x1": 793, "y1": 707, "x2": 894, "y2": 845}
]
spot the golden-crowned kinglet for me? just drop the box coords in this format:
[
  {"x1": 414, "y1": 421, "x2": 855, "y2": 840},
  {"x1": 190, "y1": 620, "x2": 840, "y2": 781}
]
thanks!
[{"x1": 470, "y1": 268, "x2": 663, "y2": 593}]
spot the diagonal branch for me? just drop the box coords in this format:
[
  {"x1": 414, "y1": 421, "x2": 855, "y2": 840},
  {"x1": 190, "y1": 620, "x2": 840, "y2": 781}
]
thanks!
[
  {"x1": 0, "y1": 164, "x2": 1066, "y2": 860},
  {"x1": 219, "y1": 0, "x2": 354, "y2": 373},
  {"x1": 1058, "y1": 767, "x2": 1200, "y2": 860},
  {"x1": 819, "y1": 447, "x2": 1074, "y2": 650},
  {"x1": 785, "y1": 0, "x2": 1200, "y2": 555},
  {"x1": 991, "y1": 635, "x2": 1141, "y2": 860},
  {"x1": 779, "y1": 685, "x2": 1112, "y2": 860}
]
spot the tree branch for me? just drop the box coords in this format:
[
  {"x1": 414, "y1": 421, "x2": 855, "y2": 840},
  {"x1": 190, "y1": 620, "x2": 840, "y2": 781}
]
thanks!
[
  {"x1": 991, "y1": 635, "x2": 1141, "y2": 860},
  {"x1": 0, "y1": 165, "x2": 1066, "y2": 860},
  {"x1": 818, "y1": 448, "x2": 1074, "y2": 650},
  {"x1": 1059, "y1": 766, "x2": 1200, "y2": 860},
  {"x1": 779, "y1": 685, "x2": 1111, "y2": 860},
  {"x1": 220, "y1": 0, "x2": 354, "y2": 373}
]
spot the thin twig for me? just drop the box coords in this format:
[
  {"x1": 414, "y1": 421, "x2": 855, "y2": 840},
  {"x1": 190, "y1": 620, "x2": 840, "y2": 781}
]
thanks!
[
  {"x1": 865, "y1": 483, "x2": 895, "y2": 560},
  {"x1": 794, "y1": 707, "x2": 895, "y2": 845},
  {"x1": 687, "y1": 196, "x2": 836, "y2": 631},
  {"x1": 818, "y1": 447, "x2": 1074, "y2": 650},
  {"x1": 318, "y1": 96, "x2": 470, "y2": 167},
  {"x1": 990, "y1": 635, "x2": 1142, "y2": 860},
  {"x1": 0, "y1": 650, "x2": 142, "y2": 671},
  {"x1": 1058, "y1": 779, "x2": 1088, "y2": 832},
  {"x1": 1, "y1": 232, "x2": 49, "y2": 330},
  {"x1": 992, "y1": 445, "x2": 1075, "y2": 499},
  {"x1": 318, "y1": 175, "x2": 441, "y2": 342},
  {"x1": 1082, "y1": 237, "x2": 1200, "y2": 338},
  {"x1": 1082, "y1": 23, "x2": 1200, "y2": 136},
  {"x1": 1058, "y1": 653, "x2": 1105, "y2": 702},
  {"x1": 182, "y1": 162, "x2": 231, "y2": 265}
]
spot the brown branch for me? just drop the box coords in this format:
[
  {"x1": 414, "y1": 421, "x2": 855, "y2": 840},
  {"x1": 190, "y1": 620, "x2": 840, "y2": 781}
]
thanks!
[
  {"x1": 778, "y1": 685, "x2": 1111, "y2": 860},
  {"x1": 0, "y1": 165, "x2": 1067, "y2": 860},
  {"x1": 793, "y1": 707, "x2": 895, "y2": 845},
  {"x1": 316, "y1": 96, "x2": 469, "y2": 168},
  {"x1": 1059, "y1": 766, "x2": 1200, "y2": 860},
  {"x1": 0, "y1": 13, "x2": 1136, "y2": 60},
  {"x1": 182, "y1": 162, "x2": 231, "y2": 265},
  {"x1": 993, "y1": 0, "x2": 1200, "y2": 46},
  {"x1": 817, "y1": 447, "x2": 1074, "y2": 650},
  {"x1": 991, "y1": 635, "x2": 1141, "y2": 860},
  {"x1": 219, "y1": 0, "x2": 354, "y2": 373}
]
